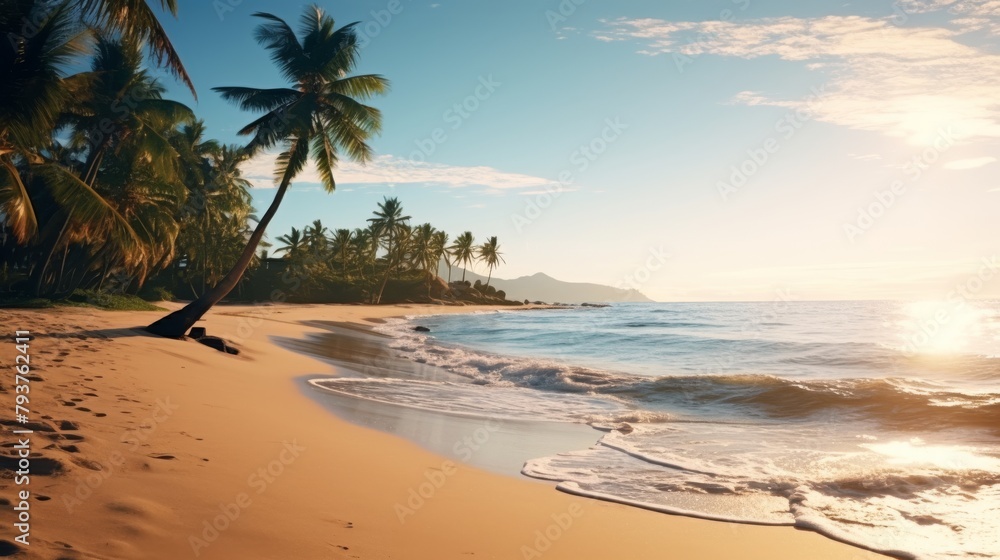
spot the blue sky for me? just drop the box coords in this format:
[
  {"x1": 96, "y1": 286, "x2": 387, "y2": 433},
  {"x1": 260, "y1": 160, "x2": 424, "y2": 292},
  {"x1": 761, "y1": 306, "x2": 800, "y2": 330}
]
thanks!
[{"x1": 155, "y1": 0, "x2": 1000, "y2": 301}]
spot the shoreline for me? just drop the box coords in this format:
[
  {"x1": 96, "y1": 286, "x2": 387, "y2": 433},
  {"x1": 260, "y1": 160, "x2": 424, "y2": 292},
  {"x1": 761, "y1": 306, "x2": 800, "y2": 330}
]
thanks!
[{"x1": 0, "y1": 302, "x2": 889, "y2": 559}]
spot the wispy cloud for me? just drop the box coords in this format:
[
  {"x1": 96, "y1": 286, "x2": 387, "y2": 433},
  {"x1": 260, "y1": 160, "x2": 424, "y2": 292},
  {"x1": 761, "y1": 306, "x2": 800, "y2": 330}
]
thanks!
[
  {"x1": 599, "y1": 12, "x2": 1000, "y2": 145},
  {"x1": 241, "y1": 153, "x2": 555, "y2": 191},
  {"x1": 848, "y1": 153, "x2": 884, "y2": 161},
  {"x1": 943, "y1": 156, "x2": 997, "y2": 170}
]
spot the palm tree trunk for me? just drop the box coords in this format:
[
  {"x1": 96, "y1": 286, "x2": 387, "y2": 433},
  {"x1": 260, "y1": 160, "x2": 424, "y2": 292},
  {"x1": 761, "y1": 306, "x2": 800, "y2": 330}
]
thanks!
[
  {"x1": 145, "y1": 175, "x2": 292, "y2": 337},
  {"x1": 33, "y1": 217, "x2": 70, "y2": 296},
  {"x1": 374, "y1": 231, "x2": 394, "y2": 305},
  {"x1": 486, "y1": 267, "x2": 492, "y2": 289}
]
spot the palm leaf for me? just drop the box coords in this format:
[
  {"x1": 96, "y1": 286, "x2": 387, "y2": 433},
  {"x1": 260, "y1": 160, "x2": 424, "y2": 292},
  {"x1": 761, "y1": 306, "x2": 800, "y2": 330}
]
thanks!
[
  {"x1": 211, "y1": 87, "x2": 301, "y2": 112},
  {"x1": 37, "y1": 162, "x2": 144, "y2": 265},
  {"x1": 0, "y1": 158, "x2": 38, "y2": 242},
  {"x1": 79, "y1": 0, "x2": 196, "y2": 98}
]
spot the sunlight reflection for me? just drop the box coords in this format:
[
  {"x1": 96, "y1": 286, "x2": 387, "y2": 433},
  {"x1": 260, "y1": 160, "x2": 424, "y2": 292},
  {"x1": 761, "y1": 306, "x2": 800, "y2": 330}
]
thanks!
[
  {"x1": 897, "y1": 300, "x2": 987, "y2": 356},
  {"x1": 863, "y1": 439, "x2": 1000, "y2": 471}
]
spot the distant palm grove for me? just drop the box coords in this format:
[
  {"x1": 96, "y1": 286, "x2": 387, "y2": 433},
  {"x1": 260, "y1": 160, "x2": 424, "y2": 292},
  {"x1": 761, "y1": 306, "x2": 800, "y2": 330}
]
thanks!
[{"x1": 0, "y1": 1, "x2": 513, "y2": 333}]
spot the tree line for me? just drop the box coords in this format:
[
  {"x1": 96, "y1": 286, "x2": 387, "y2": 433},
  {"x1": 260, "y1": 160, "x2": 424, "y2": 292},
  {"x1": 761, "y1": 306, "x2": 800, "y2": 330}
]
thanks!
[{"x1": 268, "y1": 196, "x2": 504, "y2": 304}]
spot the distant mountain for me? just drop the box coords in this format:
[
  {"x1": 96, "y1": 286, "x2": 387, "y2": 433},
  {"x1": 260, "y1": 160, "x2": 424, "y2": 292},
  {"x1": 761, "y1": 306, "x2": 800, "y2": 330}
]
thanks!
[{"x1": 438, "y1": 266, "x2": 654, "y2": 304}]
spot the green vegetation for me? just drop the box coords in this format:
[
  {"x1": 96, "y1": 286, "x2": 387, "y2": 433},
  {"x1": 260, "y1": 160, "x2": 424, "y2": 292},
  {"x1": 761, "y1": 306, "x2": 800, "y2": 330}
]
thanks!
[
  {"x1": 1, "y1": 2, "x2": 508, "y2": 324},
  {"x1": 258, "y1": 197, "x2": 506, "y2": 305},
  {"x1": 0, "y1": 289, "x2": 163, "y2": 311}
]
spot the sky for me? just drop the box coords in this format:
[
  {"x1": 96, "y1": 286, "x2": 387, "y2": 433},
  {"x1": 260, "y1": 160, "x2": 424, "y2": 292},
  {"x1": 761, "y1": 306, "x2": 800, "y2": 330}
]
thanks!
[{"x1": 153, "y1": 0, "x2": 1000, "y2": 302}]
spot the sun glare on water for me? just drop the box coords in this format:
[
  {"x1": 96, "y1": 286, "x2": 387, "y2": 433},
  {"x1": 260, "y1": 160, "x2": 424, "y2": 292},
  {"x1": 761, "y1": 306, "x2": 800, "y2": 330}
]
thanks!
[
  {"x1": 863, "y1": 439, "x2": 1000, "y2": 471},
  {"x1": 895, "y1": 300, "x2": 989, "y2": 356}
]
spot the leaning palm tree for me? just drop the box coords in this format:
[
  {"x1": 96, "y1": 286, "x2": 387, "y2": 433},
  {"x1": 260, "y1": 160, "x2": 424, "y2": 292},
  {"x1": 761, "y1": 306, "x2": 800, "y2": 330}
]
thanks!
[
  {"x1": 449, "y1": 231, "x2": 476, "y2": 283},
  {"x1": 147, "y1": 6, "x2": 387, "y2": 336},
  {"x1": 477, "y1": 236, "x2": 504, "y2": 289}
]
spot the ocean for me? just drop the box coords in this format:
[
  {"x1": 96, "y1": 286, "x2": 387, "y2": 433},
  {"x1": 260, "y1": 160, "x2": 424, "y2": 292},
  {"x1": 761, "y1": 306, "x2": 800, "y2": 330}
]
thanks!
[{"x1": 310, "y1": 301, "x2": 1000, "y2": 559}]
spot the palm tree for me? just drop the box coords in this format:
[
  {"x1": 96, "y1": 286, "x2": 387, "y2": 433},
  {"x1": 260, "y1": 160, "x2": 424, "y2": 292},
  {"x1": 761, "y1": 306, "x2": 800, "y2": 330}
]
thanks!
[
  {"x1": 433, "y1": 230, "x2": 451, "y2": 282},
  {"x1": 367, "y1": 196, "x2": 410, "y2": 304},
  {"x1": 409, "y1": 223, "x2": 440, "y2": 296},
  {"x1": 351, "y1": 225, "x2": 378, "y2": 290},
  {"x1": 274, "y1": 227, "x2": 305, "y2": 262},
  {"x1": 449, "y1": 231, "x2": 475, "y2": 283},
  {"x1": 173, "y1": 138, "x2": 254, "y2": 296},
  {"x1": 0, "y1": 0, "x2": 90, "y2": 243},
  {"x1": 64, "y1": 36, "x2": 194, "y2": 187},
  {"x1": 330, "y1": 228, "x2": 354, "y2": 278},
  {"x1": 147, "y1": 6, "x2": 387, "y2": 336},
  {"x1": 31, "y1": 35, "x2": 193, "y2": 295},
  {"x1": 303, "y1": 219, "x2": 328, "y2": 256},
  {"x1": 477, "y1": 236, "x2": 504, "y2": 289},
  {"x1": 79, "y1": 0, "x2": 196, "y2": 98}
]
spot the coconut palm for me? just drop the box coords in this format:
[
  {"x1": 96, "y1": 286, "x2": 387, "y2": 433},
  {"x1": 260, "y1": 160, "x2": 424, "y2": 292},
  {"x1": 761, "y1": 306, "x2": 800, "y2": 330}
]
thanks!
[
  {"x1": 367, "y1": 196, "x2": 410, "y2": 303},
  {"x1": 329, "y1": 228, "x2": 354, "y2": 278},
  {"x1": 30, "y1": 35, "x2": 193, "y2": 295},
  {"x1": 303, "y1": 219, "x2": 329, "y2": 255},
  {"x1": 63, "y1": 36, "x2": 194, "y2": 187},
  {"x1": 449, "y1": 231, "x2": 475, "y2": 283},
  {"x1": 172, "y1": 138, "x2": 254, "y2": 296},
  {"x1": 147, "y1": 5, "x2": 387, "y2": 336},
  {"x1": 0, "y1": 0, "x2": 90, "y2": 243},
  {"x1": 477, "y1": 236, "x2": 504, "y2": 289},
  {"x1": 433, "y1": 230, "x2": 451, "y2": 282},
  {"x1": 351, "y1": 225, "x2": 378, "y2": 288},
  {"x1": 79, "y1": 0, "x2": 196, "y2": 98},
  {"x1": 275, "y1": 227, "x2": 306, "y2": 262}
]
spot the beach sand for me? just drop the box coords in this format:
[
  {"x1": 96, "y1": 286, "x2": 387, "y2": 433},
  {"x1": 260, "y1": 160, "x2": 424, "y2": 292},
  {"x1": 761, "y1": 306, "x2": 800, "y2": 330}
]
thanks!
[{"x1": 0, "y1": 303, "x2": 890, "y2": 559}]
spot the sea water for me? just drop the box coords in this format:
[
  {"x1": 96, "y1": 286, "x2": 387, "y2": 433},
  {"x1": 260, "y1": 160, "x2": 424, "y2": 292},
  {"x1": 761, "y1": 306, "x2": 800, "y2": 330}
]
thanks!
[{"x1": 312, "y1": 301, "x2": 1000, "y2": 559}]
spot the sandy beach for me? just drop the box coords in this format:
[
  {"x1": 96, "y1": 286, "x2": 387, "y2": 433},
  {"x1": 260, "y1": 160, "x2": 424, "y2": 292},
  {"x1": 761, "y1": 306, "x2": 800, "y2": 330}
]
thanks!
[{"x1": 0, "y1": 303, "x2": 890, "y2": 559}]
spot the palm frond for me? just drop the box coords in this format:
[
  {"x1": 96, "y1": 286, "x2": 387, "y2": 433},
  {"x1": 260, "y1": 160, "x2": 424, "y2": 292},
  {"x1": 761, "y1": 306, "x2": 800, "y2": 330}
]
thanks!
[
  {"x1": 272, "y1": 137, "x2": 310, "y2": 188},
  {"x1": 0, "y1": 158, "x2": 38, "y2": 242},
  {"x1": 80, "y1": 0, "x2": 196, "y2": 98},
  {"x1": 310, "y1": 132, "x2": 338, "y2": 193},
  {"x1": 211, "y1": 87, "x2": 301, "y2": 112},
  {"x1": 37, "y1": 162, "x2": 144, "y2": 265}
]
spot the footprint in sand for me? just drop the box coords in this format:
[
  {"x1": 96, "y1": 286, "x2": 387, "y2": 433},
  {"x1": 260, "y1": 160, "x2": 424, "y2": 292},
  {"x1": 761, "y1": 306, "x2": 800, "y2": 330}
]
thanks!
[
  {"x1": 0, "y1": 454, "x2": 63, "y2": 475},
  {"x1": 0, "y1": 540, "x2": 21, "y2": 556},
  {"x1": 147, "y1": 454, "x2": 176, "y2": 460}
]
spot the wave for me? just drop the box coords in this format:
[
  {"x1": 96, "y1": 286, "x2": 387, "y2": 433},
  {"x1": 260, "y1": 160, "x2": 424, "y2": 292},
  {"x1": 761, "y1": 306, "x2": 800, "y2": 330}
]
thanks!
[
  {"x1": 375, "y1": 319, "x2": 1000, "y2": 433},
  {"x1": 524, "y1": 426, "x2": 1000, "y2": 560}
]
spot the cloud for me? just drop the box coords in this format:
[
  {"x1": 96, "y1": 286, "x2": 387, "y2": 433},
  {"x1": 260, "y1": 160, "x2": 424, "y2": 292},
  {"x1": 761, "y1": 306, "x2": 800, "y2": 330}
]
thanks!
[
  {"x1": 943, "y1": 156, "x2": 997, "y2": 169},
  {"x1": 599, "y1": 12, "x2": 1000, "y2": 145},
  {"x1": 241, "y1": 153, "x2": 555, "y2": 191},
  {"x1": 848, "y1": 153, "x2": 884, "y2": 161}
]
